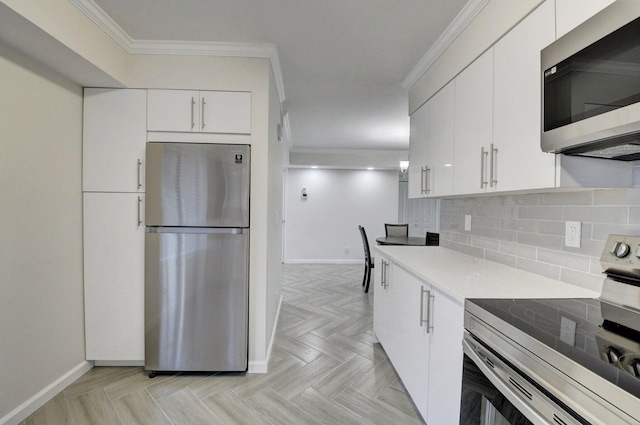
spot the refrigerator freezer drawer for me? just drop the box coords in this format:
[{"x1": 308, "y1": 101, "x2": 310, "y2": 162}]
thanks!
[{"x1": 145, "y1": 230, "x2": 249, "y2": 372}]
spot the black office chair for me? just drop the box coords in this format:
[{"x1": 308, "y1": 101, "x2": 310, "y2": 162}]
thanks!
[
  {"x1": 426, "y1": 231, "x2": 440, "y2": 246},
  {"x1": 385, "y1": 223, "x2": 409, "y2": 237},
  {"x1": 358, "y1": 225, "x2": 374, "y2": 293}
]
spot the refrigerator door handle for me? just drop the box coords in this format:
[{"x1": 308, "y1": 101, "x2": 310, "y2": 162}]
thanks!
[{"x1": 146, "y1": 227, "x2": 249, "y2": 235}]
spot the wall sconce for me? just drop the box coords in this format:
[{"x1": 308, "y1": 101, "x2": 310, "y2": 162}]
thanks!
[{"x1": 399, "y1": 161, "x2": 409, "y2": 178}]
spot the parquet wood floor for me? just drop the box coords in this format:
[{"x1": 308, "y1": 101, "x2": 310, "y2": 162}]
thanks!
[{"x1": 21, "y1": 264, "x2": 424, "y2": 424}]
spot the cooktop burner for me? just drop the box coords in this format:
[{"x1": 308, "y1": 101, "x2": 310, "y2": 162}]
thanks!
[{"x1": 467, "y1": 297, "x2": 640, "y2": 399}]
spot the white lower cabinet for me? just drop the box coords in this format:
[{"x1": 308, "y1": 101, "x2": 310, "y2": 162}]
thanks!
[
  {"x1": 374, "y1": 258, "x2": 464, "y2": 423},
  {"x1": 425, "y1": 287, "x2": 464, "y2": 425},
  {"x1": 83, "y1": 192, "x2": 145, "y2": 361}
]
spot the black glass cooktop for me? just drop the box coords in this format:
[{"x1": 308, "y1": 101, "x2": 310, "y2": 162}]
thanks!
[{"x1": 467, "y1": 298, "x2": 640, "y2": 399}]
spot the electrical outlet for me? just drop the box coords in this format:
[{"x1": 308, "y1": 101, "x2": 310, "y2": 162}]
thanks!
[
  {"x1": 565, "y1": 221, "x2": 581, "y2": 248},
  {"x1": 464, "y1": 215, "x2": 472, "y2": 231},
  {"x1": 560, "y1": 316, "x2": 576, "y2": 346}
]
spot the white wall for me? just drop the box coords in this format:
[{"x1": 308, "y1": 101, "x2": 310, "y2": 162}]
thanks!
[
  {"x1": 285, "y1": 169, "x2": 398, "y2": 262},
  {"x1": 266, "y1": 67, "x2": 284, "y2": 357},
  {"x1": 0, "y1": 43, "x2": 86, "y2": 421}
]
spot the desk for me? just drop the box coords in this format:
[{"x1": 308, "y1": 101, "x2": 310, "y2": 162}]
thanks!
[{"x1": 376, "y1": 236, "x2": 426, "y2": 246}]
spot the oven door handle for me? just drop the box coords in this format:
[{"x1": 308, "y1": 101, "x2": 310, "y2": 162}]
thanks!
[{"x1": 463, "y1": 336, "x2": 560, "y2": 425}]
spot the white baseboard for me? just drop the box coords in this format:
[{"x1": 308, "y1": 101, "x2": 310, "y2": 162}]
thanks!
[
  {"x1": 0, "y1": 360, "x2": 93, "y2": 425},
  {"x1": 247, "y1": 293, "x2": 283, "y2": 374},
  {"x1": 247, "y1": 360, "x2": 268, "y2": 374},
  {"x1": 284, "y1": 259, "x2": 362, "y2": 264},
  {"x1": 94, "y1": 360, "x2": 144, "y2": 367}
]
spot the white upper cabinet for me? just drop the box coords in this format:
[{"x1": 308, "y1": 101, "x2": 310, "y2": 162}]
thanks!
[
  {"x1": 408, "y1": 102, "x2": 429, "y2": 198},
  {"x1": 147, "y1": 89, "x2": 251, "y2": 134},
  {"x1": 426, "y1": 82, "x2": 455, "y2": 197},
  {"x1": 492, "y1": 0, "x2": 556, "y2": 192},
  {"x1": 453, "y1": 48, "x2": 494, "y2": 196},
  {"x1": 408, "y1": 82, "x2": 454, "y2": 198},
  {"x1": 555, "y1": 0, "x2": 616, "y2": 38},
  {"x1": 83, "y1": 89, "x2": 147, "y2": 193}
]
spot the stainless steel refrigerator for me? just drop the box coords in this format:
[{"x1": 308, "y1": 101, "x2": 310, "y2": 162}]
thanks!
[{"x1": 144, "y1": 142, "x2": 250, "y2": 374}]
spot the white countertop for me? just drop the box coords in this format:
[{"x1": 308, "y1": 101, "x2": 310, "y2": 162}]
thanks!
[{"x1": 374, "y1": 245, "x2": 600, "y2": 303}]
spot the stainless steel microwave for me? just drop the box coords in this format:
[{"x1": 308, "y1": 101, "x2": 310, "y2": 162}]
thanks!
[{"x1": 541, "y1": 0, "x2": 640, "y2": 160}]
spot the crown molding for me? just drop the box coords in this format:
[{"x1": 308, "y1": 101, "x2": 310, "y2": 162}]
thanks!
[
  {"x1": 401, "y1": 0, "x2": 489, "y2": 89},
  {"x1": 69, "y1": 0, "x2": 286, "y2": 102}
]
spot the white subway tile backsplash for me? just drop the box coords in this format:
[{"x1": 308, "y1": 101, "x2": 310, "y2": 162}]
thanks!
[
  {"x1": 562, "y1": 238, "x2": 607, "y2": 256},
  {"x1": 537, "y1": 220, "x2": 565, "y2": 235},
  {"x1": 474, "y1": 216, "x2": 502, "y2": 229},
  {"x1": 592, "y1": 223, "x2": 640, "y2": 240},
  {"x1": 485, "y1": 250, "x2": 516, "y2": 267},
  {"x1": 503, "y1": 194, "x2": 540, "y2": 206},
  {"x1": 499, "y1": 241, "x2": 537, "y2": 259},
  {"x1": 593, "y1": 188, "x2": 640, "y2": 205},
  {"x1": 516, "y1": 257, "x2": 561, "y2": 280},
  {"x1": 560, "y1": 269, "x2": 604, "y2": 293},
  {"x1": 517, "y1": 232, "x2": 563, "y2": 250},
  {"x1": 563, "y1": 206, "x2": 628, "y2": 223},
  {"x1": 485, "y1": 228, "x2": 517, "y2": 242},
  {"x1": 540, "y1": 191, "x2": 592, "y2": 205},
  {"x1": 518, "y1": 206, "x2": 563, "y2": 220},
  {"x1": 537, "y1": 249, "x2": 590, "y2": 271},
  {"x1": 472, "y1": 237, "x2": 500, "y2": 251},
  {"x1": 501, "y1": 218, "x2": 539, "y2": 232},
  {"x1": 439, "y1": 189, "x2": 640, "y2": 291},
  {"x1": 630, "y1": 207, "x2": 640, "y2": 224},
  {"x1": 441, "y1": 240, "x2": 484, "y2": 258}
]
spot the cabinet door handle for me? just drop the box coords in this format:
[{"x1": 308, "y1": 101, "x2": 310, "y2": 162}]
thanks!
[
  {"x1": 480, "y1": 147, "x2": 488, "y2": 188},
  {"x1": 137, "y1": 159, "x2": 143, "y2": 190},
  {"x1": 201, "y1": 97, "x2": 206, "y2": 130},
  {"x1": 425, "y1": 166, "x2": 431, "y2": 194},
  {"x1": 420, "y1": 287, "x2": 434, "y2": 333},
  {"x1": 421, "y1": 165, "x2": 431, "y2": 194},
  {"x1": 191, "y1": 97, "x2": 196, "y2": 129},
  {"x1": 490, "y1": 143, "x2": 498, "y2": 187},
  {"x1": 137, "y1": 196, "x2": 143, "y2": 228},
  {"x1": 381, "y1": 260, "x2": 389, "y2": 288}
]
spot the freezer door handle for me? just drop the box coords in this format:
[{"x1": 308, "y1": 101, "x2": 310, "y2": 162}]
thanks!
[{"x1": 146, "y1": 227, "x2": 249, "y2": 235}]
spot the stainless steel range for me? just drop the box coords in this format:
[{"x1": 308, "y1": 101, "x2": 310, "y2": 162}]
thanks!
[{"x1": 461, "y1": 234, "x2": 640, "y2": 425}]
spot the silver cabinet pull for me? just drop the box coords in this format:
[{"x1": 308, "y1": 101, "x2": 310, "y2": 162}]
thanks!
[
  {"x1": 420, "y1": 287, "x2": 434, "y2": 333},
  {"x1": 381, "y1": 260, "x2": 389, "y2": 288},
  {"x1": 480, "y1": 147, "x2": 488, "y2": 188},
  {"x1": 425, "y1": 166, "x2": 431, "y2": 194},
  {"x1": 421, "y1": 165, "x2": 431, "y2": 194},
  {"x1": 490, "y1": 143, "x2": 498, "y2": 187},
  {"x1": 191, "y1": 97, "x2": 196, "y2": 129},
  {"x1": 201, "y1": 97, "x2": 206, "y2": 130},
  {"x1": 137, "y1": 158, "x2": 143, "y2": 190},
  {"x1": 420, "y1": 287, "x2": 428, "y2": 328},
  {"x1": 137, "y1": 196, "x2": 143, "y2": 227}
]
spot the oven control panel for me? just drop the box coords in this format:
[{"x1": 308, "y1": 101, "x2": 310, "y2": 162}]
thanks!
[{"x1": 601, "y1": 234, "x2": 640, "y2": 278}]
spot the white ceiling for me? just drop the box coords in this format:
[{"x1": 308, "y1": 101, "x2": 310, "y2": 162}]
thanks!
[{"x1": 91, "y1": 0, "x2": 469, "y2": 152}]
